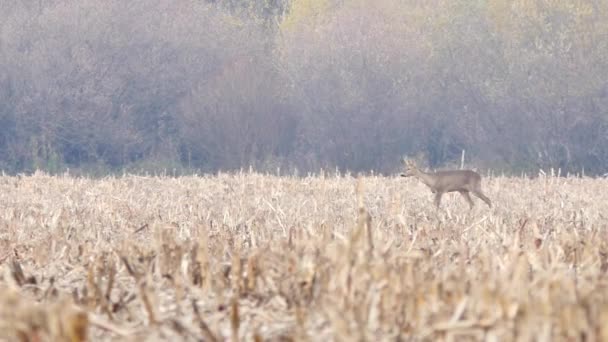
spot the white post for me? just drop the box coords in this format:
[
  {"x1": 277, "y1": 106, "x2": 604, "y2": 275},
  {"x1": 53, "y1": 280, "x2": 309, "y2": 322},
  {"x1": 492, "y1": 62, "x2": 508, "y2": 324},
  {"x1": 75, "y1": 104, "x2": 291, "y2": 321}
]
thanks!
[{"x1": 460, "y1": 150, "x2": 465, "y2": 169}]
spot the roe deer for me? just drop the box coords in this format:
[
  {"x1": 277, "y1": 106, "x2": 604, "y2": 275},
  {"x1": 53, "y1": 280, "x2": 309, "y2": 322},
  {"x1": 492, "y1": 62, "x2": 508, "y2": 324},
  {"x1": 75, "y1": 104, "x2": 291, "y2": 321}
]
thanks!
[{"x1": 400, "y1": 159, "x2": 492, "y2": 209}]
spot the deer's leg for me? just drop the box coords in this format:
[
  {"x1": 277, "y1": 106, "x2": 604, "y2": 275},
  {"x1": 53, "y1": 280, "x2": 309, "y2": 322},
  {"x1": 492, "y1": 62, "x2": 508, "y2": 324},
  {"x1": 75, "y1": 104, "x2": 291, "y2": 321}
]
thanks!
[
  {"x1": 459, "y1": 191, "x2": 474, "y2": 210},
  {"x1": 472, "y1": 189, "x2": 492, "y2": 208},
  {"x1": 434, "y1": 192, "x2": 443, "y2": 208}
]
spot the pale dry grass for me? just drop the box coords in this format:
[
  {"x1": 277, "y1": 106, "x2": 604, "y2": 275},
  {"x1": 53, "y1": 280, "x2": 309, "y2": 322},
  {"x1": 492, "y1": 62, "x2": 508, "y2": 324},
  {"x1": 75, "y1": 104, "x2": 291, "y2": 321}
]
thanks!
[{"x1": 1, "y1": 171, "x2": 608, "y2": 341}]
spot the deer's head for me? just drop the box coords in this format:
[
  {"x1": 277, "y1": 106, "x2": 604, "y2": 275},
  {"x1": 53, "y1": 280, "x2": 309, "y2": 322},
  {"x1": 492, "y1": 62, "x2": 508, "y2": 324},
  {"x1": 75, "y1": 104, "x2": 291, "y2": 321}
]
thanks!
[{"x1": 400, "y1": 158, "x2": 419, "y2": 177}]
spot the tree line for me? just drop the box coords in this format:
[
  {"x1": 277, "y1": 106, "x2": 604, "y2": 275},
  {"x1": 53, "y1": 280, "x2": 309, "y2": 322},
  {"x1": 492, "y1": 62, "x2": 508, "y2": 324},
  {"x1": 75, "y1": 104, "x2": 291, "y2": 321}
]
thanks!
[{"x1": 1, "y1": 0, "x2": 607, "y2": 176}]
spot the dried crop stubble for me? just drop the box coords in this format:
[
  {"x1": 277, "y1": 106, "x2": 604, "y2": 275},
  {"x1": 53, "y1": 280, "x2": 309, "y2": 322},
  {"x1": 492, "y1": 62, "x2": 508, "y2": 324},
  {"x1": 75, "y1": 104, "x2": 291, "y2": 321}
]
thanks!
[{"x1": 0, "y1": 171, "x2": 607, "y2": 341}]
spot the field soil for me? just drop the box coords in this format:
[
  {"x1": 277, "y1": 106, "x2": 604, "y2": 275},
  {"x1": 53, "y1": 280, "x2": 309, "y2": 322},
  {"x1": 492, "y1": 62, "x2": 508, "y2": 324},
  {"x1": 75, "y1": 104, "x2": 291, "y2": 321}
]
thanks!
[{"x1": 1, "y1": 172, "x2": 608, "y2": 341}]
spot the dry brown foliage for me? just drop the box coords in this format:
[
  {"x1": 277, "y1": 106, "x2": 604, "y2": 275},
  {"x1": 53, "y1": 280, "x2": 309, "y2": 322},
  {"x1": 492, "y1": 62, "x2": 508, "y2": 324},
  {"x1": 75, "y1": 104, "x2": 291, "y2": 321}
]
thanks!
[{"x1": 1, "y1": 171, "x2": 608, "y2": 341}]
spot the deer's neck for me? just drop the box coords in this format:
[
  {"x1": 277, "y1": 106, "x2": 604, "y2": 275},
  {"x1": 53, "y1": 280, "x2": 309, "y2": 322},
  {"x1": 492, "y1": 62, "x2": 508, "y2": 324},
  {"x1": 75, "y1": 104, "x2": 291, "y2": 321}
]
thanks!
[{"x1": 415, "y1": 170, "x2": 438, "y2": 190}]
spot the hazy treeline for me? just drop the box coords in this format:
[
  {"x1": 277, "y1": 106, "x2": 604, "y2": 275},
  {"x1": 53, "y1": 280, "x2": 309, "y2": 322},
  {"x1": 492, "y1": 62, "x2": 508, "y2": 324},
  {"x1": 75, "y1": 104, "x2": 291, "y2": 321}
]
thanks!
[{"x1": 1, "y1": 0, "x2": 607, "y2": 175}]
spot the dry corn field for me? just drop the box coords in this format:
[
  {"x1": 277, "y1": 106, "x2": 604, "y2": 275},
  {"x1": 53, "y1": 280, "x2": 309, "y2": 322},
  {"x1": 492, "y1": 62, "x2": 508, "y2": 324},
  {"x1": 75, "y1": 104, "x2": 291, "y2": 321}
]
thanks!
[{"x1": 1, "y1": 171, "x2": 608, "y2": 341}]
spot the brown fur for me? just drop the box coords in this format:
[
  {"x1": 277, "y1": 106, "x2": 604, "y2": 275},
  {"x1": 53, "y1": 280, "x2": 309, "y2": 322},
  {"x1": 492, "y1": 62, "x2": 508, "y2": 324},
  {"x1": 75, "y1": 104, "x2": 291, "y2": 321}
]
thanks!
[{"x1": 400, "y1": 159, "x2": 492, "y2": 209}]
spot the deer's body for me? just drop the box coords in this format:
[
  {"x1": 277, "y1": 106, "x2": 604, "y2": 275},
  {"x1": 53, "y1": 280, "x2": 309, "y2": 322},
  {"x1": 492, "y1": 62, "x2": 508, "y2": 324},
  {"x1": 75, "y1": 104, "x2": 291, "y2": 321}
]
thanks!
[{"x1": 401, "y1": 159, "x2": 492, "y2": 209}]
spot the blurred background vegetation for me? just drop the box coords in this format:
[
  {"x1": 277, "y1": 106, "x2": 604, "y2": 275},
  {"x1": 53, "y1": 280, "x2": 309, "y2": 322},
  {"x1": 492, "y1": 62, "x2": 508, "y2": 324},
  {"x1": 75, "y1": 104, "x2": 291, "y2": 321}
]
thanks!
[{"x1": 1, "y1": 0, "x2": 607, "y2": 176}]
